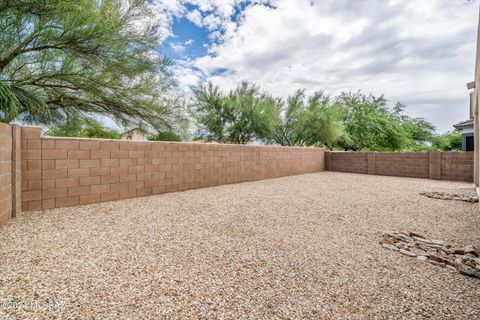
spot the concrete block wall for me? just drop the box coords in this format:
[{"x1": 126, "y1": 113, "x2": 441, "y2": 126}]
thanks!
[
  {"x1": 1, "y1": 123, "x2": 476, "y2": 225},
  {"x1": 0, "y1": 123, "x2": 13, "y2": 224},
  {"x1": 325, "y1": 151, "x2": 474, "y2": 182},
  {"x1": 21, "y1": 126, "x2": 42, "y2": 211},
  {"x1": 441, "y1": 152, "x2": 474, "y2": 182},
  {"x1": 0, "y1": 123, "x2": 21, "y2": 225},
  {"x1": 18, "y1": 127, "x2": 324, "y2": 211}
]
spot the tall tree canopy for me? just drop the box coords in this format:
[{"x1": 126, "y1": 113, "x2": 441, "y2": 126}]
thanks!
[
  {"x1": 191, "y1": 82, "x2": 280, "y2": 144},
  {"x1": 334, "y1": 92, "x2": 409, "y2": 151},
  {"x1": 392, "y1": 102, "x2": 436, "y2": 150},
  {"x1": 431, "y1": 131, "x2": 462, "y2": 151},
  {"x1": 0, "y1": 0, "x2": 181, "y2": 130},
  {"x1": 272, "y1": 89, "x2": 344, "y2": 148}
]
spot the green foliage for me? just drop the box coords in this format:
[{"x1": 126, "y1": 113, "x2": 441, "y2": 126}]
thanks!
[
  {"x1": 190, "y1": 83, "x2": 441, "y2": 151},
  {"x1": 0, "y1": 0, "x2": 182, "y2": 130},
  {"x1": 190, "y1": 83, "x2": 228, "y2": 142},
  {"x1": 148, "y1": 131, "x2": 181, "y2": 142},
  {"x1": 334, "y1": 92, "x2": 409, "y2": 151},
  {"x1": 272, "y1": 89, "x2": 344, "y2": 148},
  {"x1": 0, "y1": 79, "x2": 48, "y2": 123},
  {"x1": 392, "y1": 102, "x2": 436, "y2": 149},
  {"x1": 191, "y1": 81, "x2": 280, "y2": 144},
  {"x1": 47, "y1": 117, "x2": 121, "y2": 139},
  {"x1": 431, "y1": 131, "x2": 462, "y2": 151}
]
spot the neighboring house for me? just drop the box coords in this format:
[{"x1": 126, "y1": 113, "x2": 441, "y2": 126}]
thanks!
[
  {"x1": 453, "y1": 93, "x2": 474, "y2": 151},
  {"x1": 453, "y1": 119, "x2": 474, "y2": 151},
  {"x1": 121, "y1": 128, "x2": 153, "y2": 141}
]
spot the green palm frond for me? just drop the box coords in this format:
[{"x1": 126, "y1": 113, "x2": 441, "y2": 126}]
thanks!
[
  {"x1": 0, "y1": 80, "x2": 49, "y2": 123},
  {"x1": 0, "y1": 80, "x2": 19, "y2": 122}
]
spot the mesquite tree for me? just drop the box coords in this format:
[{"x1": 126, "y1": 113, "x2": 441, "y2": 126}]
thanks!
[
  {"x1": 0, "y1": 0, "x2": 182, "y2": 130},
  {"x1": 272, "y1": 89, "x2": 344, "y2": 148},
  {"x1": 191, "y1": 82, "x2": 280, "y2": 144}
]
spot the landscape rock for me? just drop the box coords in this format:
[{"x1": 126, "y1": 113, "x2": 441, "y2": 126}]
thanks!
[
  {"x1": 464, "y1": 245, "x2": 479, "y2": 255},
  {"x1": 382, "y1": 244, "x2": 399, "y2": 251},
  {"x1": 381, "y1": 232, "x2": 480, "y2": 279},
  {"x1": 429, "y1": 260, "x2": 446, "y2": 268},
  {"x1": 400, "y1": 249, "x2": 417, "y2": 257},
  {"x1": 457, "y1": 264, "x2": 480, "y2": 278},
  {"x1": 419, "y1": 191, "x2": 478, "y2": 203}
]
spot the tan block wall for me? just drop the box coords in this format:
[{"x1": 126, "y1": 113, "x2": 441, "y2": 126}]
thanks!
[
  {"x1": 0, "y1": 123, "x2": 13, "y2": 224},
  {"x1": 375, "y1": 152, "x2": 429, "y2": 179},
  {"x1": 12, "y1": 125, "x2": 21, "y2": 217},
  {"x1": 325, "y1": 152, "x2": 368, "y2": 174},
  {"x1": 0, "y1": 123, "x2": 22, "y2": 225},
  {"x1": 17, "y1": 130, "x2": 324, "y2": 211},
  {"x1": 441, "y1": 152, "x2": 474, "y2": 182},
  {"x1": 21, "y1": 126, "x2": 42, "y2": 211},
  {"x1": 325, "y1": 151, "x2": 474, "y2": 182}
]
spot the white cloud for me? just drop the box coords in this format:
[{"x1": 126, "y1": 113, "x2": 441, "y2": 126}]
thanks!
[
  {"x1": 171, "y1": 61, "x2": 204, "y2": 93},
  {"x1": 170, "y1": 42, "x2": 186, "y2": 52},
  {"x1": 155, "y1": 0, "x2": 479, "y2": 132},
  {"x1": 186, "y1": 9, "x2": 203, "y2": 26},
  {"x1": 192, "y1": 0, "x2": 478, "y2": 132},
  {"x1": 149, "y1": 1, "x2": 185, "y2": 42},
  {"x1": 202, "y1": 13, "x2": 223, "y2": 30},
  {"x1": 185, "y1": 39, "x2": 194, "y2": 45}
]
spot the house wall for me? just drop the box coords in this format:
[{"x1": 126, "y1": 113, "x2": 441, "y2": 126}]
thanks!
[
  {"x1": 121, "y1": 130, "x2": 149, "y2": 141},
  {"x1": 19, "y1": 127, "x2": 324, "y2": 211},
  {"x1": 325, "y1": 151, "x2": 474, "y2": 182},
  {"x1": 462, "y1": 132, "x2": 474, "y2": 151}
]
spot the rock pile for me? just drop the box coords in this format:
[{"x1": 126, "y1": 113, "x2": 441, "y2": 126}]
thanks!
[
  {"x1": 419, "y1": 191, "x2": 478, "y2": 203},
  {"x1": 381, "y1": 232, "x2": 480, "y2": 279}
]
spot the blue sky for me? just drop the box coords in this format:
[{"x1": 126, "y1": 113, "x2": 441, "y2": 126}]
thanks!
[
  {"x1": 154, "y1": 0, "x2": 478, "y2": 133},
  {"x1": 162, "y1": 18, "x2": 209, "y2": 60}
]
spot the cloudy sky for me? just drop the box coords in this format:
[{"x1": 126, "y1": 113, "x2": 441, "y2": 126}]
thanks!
[{"x1": 154, "y1": 0, "x2": 478, "y2": 133}]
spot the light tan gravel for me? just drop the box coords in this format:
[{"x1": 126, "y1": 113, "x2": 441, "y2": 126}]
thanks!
[{"x1": 0, "y1": 172, "x2": 479, "y2": 319}]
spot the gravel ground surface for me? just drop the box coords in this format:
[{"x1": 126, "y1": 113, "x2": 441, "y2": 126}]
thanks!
[{"x1": 0, "y1": 172, "x2": 479, "y2": 319}]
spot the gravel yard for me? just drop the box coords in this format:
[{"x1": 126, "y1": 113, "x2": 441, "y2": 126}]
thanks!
[{"x1": 0, "y1": 172, "x2": 479, "y2": 319}]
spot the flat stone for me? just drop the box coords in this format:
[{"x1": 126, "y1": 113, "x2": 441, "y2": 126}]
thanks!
[
  {"x1": 430, "y1": 239, "x2": 445, "y2": 246},
  {"x1": 410, "y1": 247, "x2": 429, "y2": 256},
  {"x1": 428, "y1": 260, "x2": 445, "y2": 268},
  {"x1": 464, "y1": 245, "x2": 479, "y2": 256},
  {"x1": 382, "y1": 244, "x2": 399, "y2": 251},
  {"x1": 412, "y1": 236, "x2": 433, "y2": 244},
  {"x1": 395, "y1": 242, "x2": 406, "y2": 249},
  {"x1": 428, "y1": 254, "x2": 454, "y2": 266},
  {"x1": 409, "y1": 231, "x2": 425, "y2": 239},
  {"x1": 456, "y1": 264, "x2": 480, "y2": 279},
  {"x1": 451, "y1": 247, "x2": 465, "y2": 255},
  {"x1": 400, "y1": 249, "x2": 416, "y2": 257},
  {"x1": 417, "y1": 256, "x2": 427, "y2": 261},
  {"x1": 380, "y1": 238, "x2": 394, "y2": 245},
  {"x1": 446, "y1": 265, "x2": 457, "y2": 272}
]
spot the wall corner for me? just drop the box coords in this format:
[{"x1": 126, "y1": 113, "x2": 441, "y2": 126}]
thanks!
[{"x1": 11, "y1": 125, "x2": 22, "y2": 217}]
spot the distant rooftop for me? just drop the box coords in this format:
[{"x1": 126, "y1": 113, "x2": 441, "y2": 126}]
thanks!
[{"x1": 453, "y1": 119, "x2": 473, "y2": 130}]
